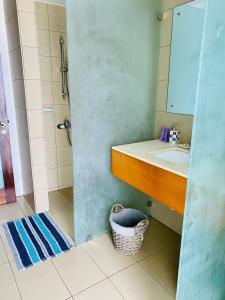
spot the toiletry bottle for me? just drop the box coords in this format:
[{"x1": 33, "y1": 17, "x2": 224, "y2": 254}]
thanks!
[
  {"x1": 169, "y1": 124, "x2": 179, "y2": 145},
  {"x1": 160, "y1": 127, "x2": 169, "y2": 142}
]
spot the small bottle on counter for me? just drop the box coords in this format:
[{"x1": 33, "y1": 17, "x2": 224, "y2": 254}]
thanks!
[
  {"x1": 160, "y1": 127, "x2": 169, "y2": 142},
  {"x1": 169, "y1": 124, "x2": 179, "y2": 145}
]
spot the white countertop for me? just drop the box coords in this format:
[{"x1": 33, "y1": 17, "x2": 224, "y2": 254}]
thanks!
[{"x1": 112, "y1": 140, "x2": 189, "y2": 178}]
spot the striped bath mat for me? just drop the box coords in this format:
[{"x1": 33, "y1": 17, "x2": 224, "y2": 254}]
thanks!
[{"x1": 3, "y1": 212, "x2": 73, "y2": 270}]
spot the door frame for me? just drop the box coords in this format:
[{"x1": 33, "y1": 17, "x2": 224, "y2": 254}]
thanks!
[{"x1": 0, "y1": 55, "x2": 16, "y2": 204}]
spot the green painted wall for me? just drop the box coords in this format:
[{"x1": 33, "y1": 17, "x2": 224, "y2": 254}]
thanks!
[
  {"x1": 177, "y1": 0, "x2": 225, "y2": 299},
  {"x1": 66, "y1": 0, "x2": 161, "y2": 244}
]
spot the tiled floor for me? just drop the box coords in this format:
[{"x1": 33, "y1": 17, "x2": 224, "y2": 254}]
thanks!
[
  {"x1": 0, "y1": 192, "x2": 181, "y2": 300},
  {"x1": 49, "y1": 188, "x2": 74, "y2": 238}
]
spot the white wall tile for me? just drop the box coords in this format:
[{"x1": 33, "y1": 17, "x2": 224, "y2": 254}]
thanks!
[
  {"x1": 37, "y1": 30, "x2": 50, "y2": 56},
  {"x1": 58, "y1": 166, "x2": 73, "y2": 187},
  {"x1": 27, "y1": 110, "x2": 44, "y2": 138},
  {"x1": 56, "y1": 129, "x2": 70, "y2": 147},
  {"x1": 33, "y1": 164, "x2": 48, "y2": 190},
  {"x1": 35, "y1": 2, "x2": 49, "y2": 30},
  {"x1": 18, "y1": 11, "x2": 37, "y2": 47},
  {"x1": 158, "y1": 46, "x2": 170, "y2": 81},
  {"x1": 54, "y1": 105, "x2": 70, "y2": 125},
  {"x1": 17, "y1": 0, "x2": 35, "y2": 12},
  {"x1": 44, "y1": 111, "x2": 55, "y2": 127},
  {"x1": 44, "y1": 127, "x2": 56, "y2": 148},
  {"x1": 57, "y1": 147, "x2": 72, "y2": 167},
  {"x1": 25, "y1": 80, "x2": 42, "y2": 109},
  {"x1": 46, "y1": 148, "x2": 57, "y2": 169},
  {"x1": 48, "y1": 4, "x2": 66, "y2": 32},
  {"x1": 30, "y1": 138, "x2": 46, "y2": 165},
  {"x1": 53, "y1": 82, "x2": 66, "y2": 104},
  {"x1": 41, "y1": 81, "x2": 53, "y2": 105},
  {"x1": 22, "y1": 47, "x2": 40, "y2": 79},
  {"x1": 39, "y1": 56, "x2": 52, "y2": 81},
  {"x1": 47, "y1": 168, "x2": 58, "y2": 190},
  {"x1": 34, "y1": 189, "x2": 49, "y2": 212},
  {"x1": 156, "y1": 80, "x2": 168, "y2": 112},
  {"x1": 51, "y1": 57, "x2": 61, "y2": 81},
  {"x1": 160, "y1": 10, "x2": 173, "y2": 47}
]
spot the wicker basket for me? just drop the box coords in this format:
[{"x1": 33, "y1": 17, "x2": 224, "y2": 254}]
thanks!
[{"x1": 110, "y1": 204, "x2": 149, "y2": 256}]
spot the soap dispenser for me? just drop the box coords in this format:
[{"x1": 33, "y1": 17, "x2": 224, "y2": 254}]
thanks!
[{"x1": 169, "y1": 124, "x2": 179, "y2": 145}]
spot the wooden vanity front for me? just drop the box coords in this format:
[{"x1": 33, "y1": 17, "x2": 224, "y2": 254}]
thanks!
[{"x1": 112, "y1": 148, "x2": 187, "y2": 215}]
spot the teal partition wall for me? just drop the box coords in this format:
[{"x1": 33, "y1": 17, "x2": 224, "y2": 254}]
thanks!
[
  {"x1": 66, "y1": 0, "x2": 161, "y2": 243},
  {"x1": 177, "y1": 0, "x2": 225, "y2": 299}
]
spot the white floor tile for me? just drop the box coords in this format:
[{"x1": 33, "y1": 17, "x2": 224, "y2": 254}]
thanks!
[
  {"x1": 73, "y1": 279, "x2": 124, "y2": 300},
  {"x1": 0, "y1": 237, "x2": 8, "y2": 264},
  {"x1": 49, "y1": 194, "x2": 73, "y2": 215},
  {"x1": 147, "y1": 218, "x2": 180, "y2": 247},
  {"x1": 53, "y1": 246, "x2": 106, "y2": 296},
  {"x1": 49, "y1": 188, "x2": 74, "y2": 238},
  {"x1": 133, "y1": 229, "x2": 162, "y2": 262},
  {"x1": 0, "y1": 203, "x2": 24, "y2": 225},
  {"x1": 17, "y1": 196, "x2": 34, "y2": 216},
  {"x1": 11, "y1": 260, "x2": 70, "y2": 300},
  {"x1": 53, "y1": 210, "x2": 74, "y2": 238},
  {"x1": 83, "y1": 234, "x2": 135, "y2": 276},
  {"x1": 0, "y1": 263, "x2": 21, "y2": 300},
  {"x1": 139, "y1": 242, "x2": 180, "y2": 297},
  {"x1": 110, "y1": 264, "x2": 174, "y2": 300}
]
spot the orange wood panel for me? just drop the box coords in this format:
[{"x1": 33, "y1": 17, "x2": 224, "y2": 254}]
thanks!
[{"x1": 112, "y1": 149, "x2": 187, "y2": 215}]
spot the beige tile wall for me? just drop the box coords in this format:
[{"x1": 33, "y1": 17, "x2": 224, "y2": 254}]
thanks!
[
  {"x1": 3, "y1": 0, "x2": 33, "y2": 196},
  {"x1": 15, "y1": 0, "x2": 49, "y2": 213},
  {"x1": 154, "y1": 0, "x2": 193, "y2": 143},
  {"x1": 35, "y1": 2, "x2": 72, "y2": 191}
]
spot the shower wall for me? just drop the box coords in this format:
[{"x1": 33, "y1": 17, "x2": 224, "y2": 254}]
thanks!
[{"x1": 35, "y1": 2, "x2": 72, "y2": 191}]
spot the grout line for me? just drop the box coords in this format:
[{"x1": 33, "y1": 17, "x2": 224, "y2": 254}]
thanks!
[
  {"x1": 137, "y1": 241, "x2": 180, "y2": 298},
  {"x1": 81, "y1": 242, "x2": 137, "y2": 279},
  {"x1": 80, "y1": 245, "x2": 108, "y2": 277},
  {"x1": 108, "y1": 277, "x2": 126, "y2": 300},
  {"x1": 17, "y1": 197, "x2": 34, "y2": 217},
  {"x1": 0, "y1": 261, "x2": 9, "y2": 266},
  {"x1": 71, "y1": 278, "x2": 107, "y2": 297},
  {"x1": 8, "y1": 259, "x2": 23, "y2": 300},
  {"x1": 51, "y1": 260, "x2": 73, "y2": 298},
  {"x1": 138, "y1": 261, "x2": 177, "y2": 298}
]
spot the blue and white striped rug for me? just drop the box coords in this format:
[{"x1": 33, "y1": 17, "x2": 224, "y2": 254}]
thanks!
[{"x1": 3, "y1": 212, "x2": 73, "y2": 270}]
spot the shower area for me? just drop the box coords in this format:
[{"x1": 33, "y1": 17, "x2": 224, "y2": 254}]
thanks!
[{"x1": 35, "y1": 1, "x2": 73, "y2": 237}]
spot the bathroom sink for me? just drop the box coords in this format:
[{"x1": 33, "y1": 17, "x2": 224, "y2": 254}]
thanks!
[{"x1": 152, "y1": 150, "x2": 189, "y2": 165}]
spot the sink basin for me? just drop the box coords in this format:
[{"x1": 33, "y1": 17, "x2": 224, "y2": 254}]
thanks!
[{"x1": 152, "y1": 150, "x2": 189, "y2": 164}]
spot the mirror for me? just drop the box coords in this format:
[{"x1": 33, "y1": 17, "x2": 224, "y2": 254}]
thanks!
[{"x1": 167, "y1": 0, "x2": 205, "y2": 115}]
